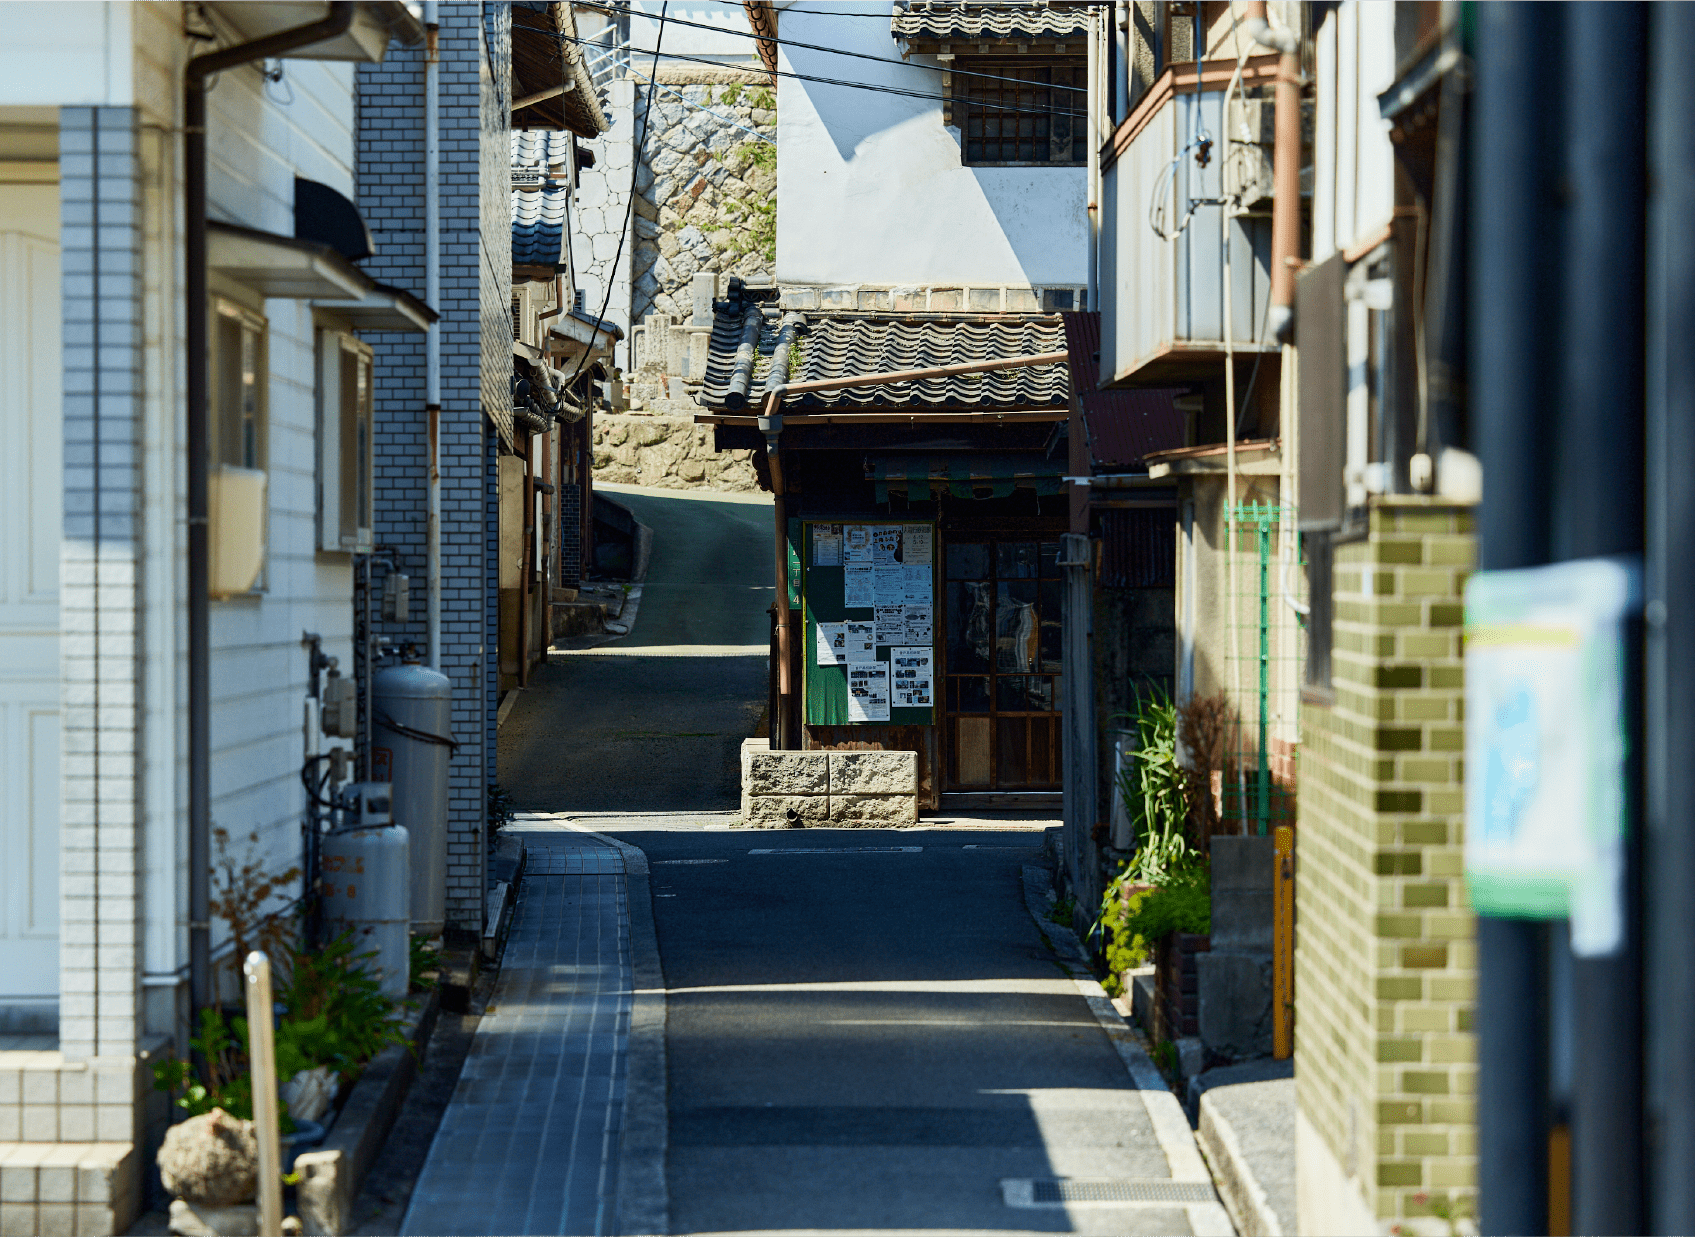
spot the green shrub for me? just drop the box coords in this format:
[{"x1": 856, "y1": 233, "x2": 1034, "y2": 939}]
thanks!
[{"x1": 1112, "y1": 684, "x2": 1193, "y2": 885}]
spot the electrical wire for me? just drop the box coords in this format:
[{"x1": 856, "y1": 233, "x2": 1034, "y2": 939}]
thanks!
[
  {"x1": 561, "y1": 1, "x2": 669, "y2": 395},
  {"x1": 579, "y1": 0, "x2": 1088, "y2": 95},
  {"x1": 557, "y1": 30, "x2": 1084, "y2": 118}
]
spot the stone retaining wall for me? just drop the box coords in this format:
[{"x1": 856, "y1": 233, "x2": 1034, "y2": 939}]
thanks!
[
  {"x1": 740, "y1": 743, "x2": 918, "y2": 828},
  {"x1": 592, "y1": 413, "x2": 759, "y2": 492}
]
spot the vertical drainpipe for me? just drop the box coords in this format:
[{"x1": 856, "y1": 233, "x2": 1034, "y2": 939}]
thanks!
[
  {"x1": 1244, "y1": 2, "x2": 1302, "y2": 344},
  {"x1": 1086, "y1": 8, "x2": 1100, "y2": 313},
  {"x1": 425, "y1": 4, "x2": 443, "y2": 671},
  {"x1": 183, "y1": 3, "x2": 355, "y2": 1015}
]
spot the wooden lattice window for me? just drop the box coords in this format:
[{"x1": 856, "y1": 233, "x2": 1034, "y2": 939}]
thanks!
[{"x1": 955, "y1": 57, "x2": 1086, "y2": 166}]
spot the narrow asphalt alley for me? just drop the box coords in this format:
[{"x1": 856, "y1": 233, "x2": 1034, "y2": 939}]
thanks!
[
  {"x1": 472, "y1": 483, "x2": 1226, "y2": 1235},
  {"x1": 499, "y1": 483, "x2": 775, "y2": 812}
]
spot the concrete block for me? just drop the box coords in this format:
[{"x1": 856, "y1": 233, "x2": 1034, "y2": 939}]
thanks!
[
  {"x1": 828, "y1": 750, "x2": 916, "y2": 795},
  {"x1": 744, "y1": 795, "x2": 830, "y2": 829},
  {"x1": 168, "y1": 1200, "x2": 258, "y2": 1236},
  {"x1": 745, "y1": 751, "x2": 829, "y2": 796},
  {"x1": 828, "y1": 794, "x2": 917, "y2": 825},
  {"x1": 1175, "y1": 1036, "x2": 1205, "y2": 1080},
  {"x1": 1211, "y1": 835, "x2": 1275, "y2": 889},
  {"x1": 294, "y1": 1150, "x2": 345, "y2": 1237},
  {"x1": 1197, "y1": 951, "x2": 1274, "y2": 1061}
]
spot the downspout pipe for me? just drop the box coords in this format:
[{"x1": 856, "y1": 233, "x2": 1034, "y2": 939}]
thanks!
[
  {"x1": 1086, "y1": 6, "x2": 1100, "y2": 312},
  {"x1": 425, "y1": 3, "x2": 442, "y2": 671},
  {"x1": 1243, "y1": 1, "x2": 1302, "y2": 343},
  {"x1": 184, "y1": 2, "x2": 355, "y2": 1015}
]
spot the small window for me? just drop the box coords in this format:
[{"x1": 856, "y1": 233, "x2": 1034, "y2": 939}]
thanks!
[
  {"x1": 1303, "y1": 531, "x2": 1334, "y2": 700},
  {"x1": 956, "y1": 57, "x2": 1086, "y2": 166},
  {"x1": 317, "y1": 330, "x2": 375, "y2": 552},
  {"x1": 214, "y1": 300, "x2": 267, "y2": 469}
]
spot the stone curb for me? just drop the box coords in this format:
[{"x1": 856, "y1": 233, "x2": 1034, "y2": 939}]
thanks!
[
  {"x1": 1197, "y1": 1088, "x2": 1285, "y2": 1237},
  {"x1": 1018, "y1": 867, "x2": 1236, "y2": 1237},
  {"x1": 295, "y1": 987, "x2": 440, "y2": 1236},
  {"x1": 557, "y1": 824, "x2": 670, "y2": 1237}
]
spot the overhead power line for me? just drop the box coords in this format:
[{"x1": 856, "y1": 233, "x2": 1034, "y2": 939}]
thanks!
[
  {"x1": 577, "y1": 0, "x2": 1087, "y2": 95},
  {"x1": 556, "y1": 31, "x2": 1086, "y2": 118}
]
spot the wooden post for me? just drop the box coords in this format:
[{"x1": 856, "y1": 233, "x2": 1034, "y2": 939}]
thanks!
[
  {"x1": 1273, "y1": 825, "x2": 1294, "y2": 1059},
  {"x1": 243, "y1": 952, "x2": 284, "y2": 1237}
]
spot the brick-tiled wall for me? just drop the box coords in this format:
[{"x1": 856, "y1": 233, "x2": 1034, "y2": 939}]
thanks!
[
  {"x1": 57, "y1": 106, "x2": 143, "y2": 1067},
  {"x1": 1295, "y1": 500, "x2": 1477, "y2": 1229},
  {"x1": 357, "y1": 4, "x2": 510, "y2": 931}
]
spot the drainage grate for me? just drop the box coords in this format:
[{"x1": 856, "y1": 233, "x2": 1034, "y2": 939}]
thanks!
[{"x1": 1002, "y1": 1178, "x2": 1217, "y2": 1207}]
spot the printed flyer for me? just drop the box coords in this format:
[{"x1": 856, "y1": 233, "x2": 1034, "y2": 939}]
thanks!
[
  {"x1": 847, "y1": 661, "x2": 890, "y2": 721},
  {"x1": 815, "y1": 621, "x2": 846, "y2": 665},
  {"x1": 812, "y1": 524, "x2": 842, "y2": 567},
  {"x1": 891, "y1": 647, "x2": 934, "y2": 709}
]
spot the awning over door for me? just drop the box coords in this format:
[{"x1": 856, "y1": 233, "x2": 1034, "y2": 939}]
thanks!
[{"x1": 867, "y1": 455, "x2": 1064, "y2": 501}]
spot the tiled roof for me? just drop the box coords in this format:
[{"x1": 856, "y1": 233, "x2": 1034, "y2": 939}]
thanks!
[
  {"x1": 890, "y1": 2, "x2": 1092, "y2": 42},
  {"x1": 512, "y1": 184, "x2": 567, "y2": 267},
  {"x1": 512, "y1": 131, "x2": 574, "y2": 168},
  {"x1": 698, "y1": 309, "x2": 1070, "y2": 411}
]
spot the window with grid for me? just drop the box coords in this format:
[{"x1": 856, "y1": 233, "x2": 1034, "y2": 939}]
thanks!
[{"x1": 956, "y1": 58, "x2": 1086, "y2": 166}]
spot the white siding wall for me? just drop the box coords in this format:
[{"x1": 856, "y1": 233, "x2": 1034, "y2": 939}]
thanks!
[
  {"x1": 203, "y1": 55, "x2": 360, "y2": 926},
  {"x1": 1311, "y1": 1, "x2": 1398, "y2": 261},
  {"x1": 0, "y1": 179, "x2": 63, "y2": 1020},
  {"x1": 775, "y1": 4, "x2": 1087, "y2": 288}
]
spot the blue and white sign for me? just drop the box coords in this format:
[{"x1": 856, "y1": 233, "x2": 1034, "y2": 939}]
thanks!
[{"x1": 1464, "y1": 557, "x2": 1637, "y2": 956}]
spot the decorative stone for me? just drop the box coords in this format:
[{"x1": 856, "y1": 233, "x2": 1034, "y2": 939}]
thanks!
[
  {"x1": 746, "y1": 751, "x2": 829, "y2": 796},
  {"x1": 157, "y1": 1109, "x2": 257, "y2": 1208},
  {"x1": 168, "y1": 1200, "x2": 258, "y2": 1237},
  {"x1": 828, "y1": 793, "x2": 918, "y2": 824},
  {"x1": 828, "y1": 750, "x2": 917, "y2": 796},
  {"x1": 744, "y1": 795, "x2": 830, "y2": 829}
]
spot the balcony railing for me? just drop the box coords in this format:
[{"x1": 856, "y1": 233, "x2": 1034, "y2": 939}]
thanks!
[{"x1": 1098, "y1": 55, "x2": 1281, "y2": 389}]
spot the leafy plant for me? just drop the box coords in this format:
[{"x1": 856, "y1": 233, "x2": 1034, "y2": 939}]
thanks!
[
  {"x1": 275, "y1": 931, "x2": 408, "y2": 1078},
  {"x1": 410, "y1": 934, "x2": 441, "y2": 992},
  {"x1": 1112, "y1": 684, "x2": 1193, "y2": 885},
  {"x1": 1151, "y1": 1040, "x2": 1177, "y2": 1077},
  {"x1": 1099, "y1": 884, "x2": 1158, "y2": 975},
  {"x1": 1178, "y1": 689, "x2": 1236, "y2": 849},
  {"x1": 748, "y1": 86, "x2": 775, "y2": 111},
  {"x1": 1411, "y1": 1191, "x2": 1475, "y2": 1237},
  {"x1": 489, "y1": 782, "x2": 517, "y2": 837},
  {"x1": 1120, "y1": 866, "x2": 1211, "y2": 941},
  {"x1": 1046, "y1": 896, "x2": 1075, "y2": 929},
  {"x1": 209, "y1": 826, "x2": 301, "y2": 971}
]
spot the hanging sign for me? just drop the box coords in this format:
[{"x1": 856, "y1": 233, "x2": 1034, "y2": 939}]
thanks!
[{"x1": 1464, "y1": 556, "x2": 1638, "y2": 956}]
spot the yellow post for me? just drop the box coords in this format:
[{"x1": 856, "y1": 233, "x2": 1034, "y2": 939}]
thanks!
[
  {"x1": 243, "y1": 951, "x2": 284, "y2": 1237},
  {"x1": 1273, "y1": 825, "x2": 1295, "y2": 1059}
]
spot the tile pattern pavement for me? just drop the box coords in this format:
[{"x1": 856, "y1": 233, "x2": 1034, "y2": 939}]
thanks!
[{"x1": 402, "y1": 839, "x2": 631, "y2": 1236}]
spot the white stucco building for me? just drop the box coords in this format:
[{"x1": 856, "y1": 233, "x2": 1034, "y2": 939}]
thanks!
[{"x1": 775, "y1": 0, "x2": 1089, "y2": 308}]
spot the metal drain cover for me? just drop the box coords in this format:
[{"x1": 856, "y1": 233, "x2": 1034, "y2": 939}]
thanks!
[{"x1": 1002, "y1": 1178, "x2": 1218, "y2": 1207}]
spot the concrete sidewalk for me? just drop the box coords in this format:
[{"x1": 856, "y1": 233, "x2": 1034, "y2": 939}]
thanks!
[{"x1": 400, "y1": 821, "x2": 665, "y2": 1236}]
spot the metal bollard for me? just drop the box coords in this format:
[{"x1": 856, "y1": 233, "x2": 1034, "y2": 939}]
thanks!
[{"x1": 243, "y1": 951, "x2": 284, "y2": 1237}]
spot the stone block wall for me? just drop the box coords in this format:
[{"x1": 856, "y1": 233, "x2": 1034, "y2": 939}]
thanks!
[
  {"x1": 1294, "y1": 501, "x2": 1476, "y2": 1234},
  {"x1": 575, "y1": 68, "x2": 775, "y2": 379},
  {"x1": 592, "y1": 413, "x2": 757, "y2": 492},
  {"x1": 740, "y1": 743, "x2": 918, "y2": 827}
]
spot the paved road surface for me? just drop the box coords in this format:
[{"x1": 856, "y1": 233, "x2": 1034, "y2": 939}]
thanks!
[
  {"x1": 478, "y1": 484, "x2": 1219, "y2": 1234},
  {"x1": 601, "y1": 821, "x2": 1203, "y2": 1236},
  {"x1": 500, "y1": 484, "x2": 774, "y2": 812}
]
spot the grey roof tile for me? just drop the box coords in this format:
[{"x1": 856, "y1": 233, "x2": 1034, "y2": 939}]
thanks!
[
  {"x1": 891, "y1": 1, "x2": 1092, "y2": 42},
  {"x1": 698, "y1": 309, "x2": 1070, "y2": 411},
  {"x1": 511, "y1": 184, "x2": 567, "y2": 266}
]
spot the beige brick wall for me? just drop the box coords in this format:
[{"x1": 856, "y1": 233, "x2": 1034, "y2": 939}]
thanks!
[{"x1": 1295, "y1": 501, "x2": 1477, "y2": 1231}]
